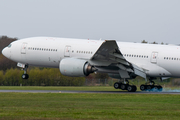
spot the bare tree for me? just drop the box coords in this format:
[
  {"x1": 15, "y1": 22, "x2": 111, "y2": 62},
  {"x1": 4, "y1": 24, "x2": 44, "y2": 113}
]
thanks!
[{"x1": 141, "y1": 40, "x2": 148, "y2": 43}]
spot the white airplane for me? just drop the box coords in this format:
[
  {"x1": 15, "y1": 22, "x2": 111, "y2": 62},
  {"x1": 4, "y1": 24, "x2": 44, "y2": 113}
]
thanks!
[{"x1": 2, "y1": 37, "x2": 180, "y2": 92}]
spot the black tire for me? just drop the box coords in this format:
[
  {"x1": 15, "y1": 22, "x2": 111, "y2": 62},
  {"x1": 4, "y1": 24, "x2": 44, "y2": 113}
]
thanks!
[
  {"x1": 146, "y1": 85, "x2": 152, "y2": 91},
  {"x1": 22, "y1": 74, "x2": 29, "y2": 79},
  {"x1": 140, "y1": 85, "x2": 146, "y2": 91},
  {"x1": 158, "y1": 85, "x2": 163, "y2": 92},
  {"x1": 132, "y1": 85, "x2": 137, "y2": 92},
  {"x1": 120, "y1": 84, "x2": 127, "y2": 90},
  {"x1": 153, "y1": 85, "x2": 159, "y2": 92},
  {"x1": 114, "y1": 82, "x2": 120, "y2": 89},
  {"x1": 127, "y1": 85, "x2": 133, "y2": 92}
]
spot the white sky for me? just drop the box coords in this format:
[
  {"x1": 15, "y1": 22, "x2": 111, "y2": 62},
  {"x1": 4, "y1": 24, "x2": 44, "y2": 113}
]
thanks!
[{"x1": 0, "y1": 0, "x2": 180, "y2": 44}]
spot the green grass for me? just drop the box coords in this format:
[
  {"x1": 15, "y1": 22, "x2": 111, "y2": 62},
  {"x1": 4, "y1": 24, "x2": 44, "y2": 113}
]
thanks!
[
  {"x1": 0, "y1": 86, "x2": 180, "y2": 91},
  {"x1": 0, "y1": 86, "x2": 119, "y2": 91},
  {"x1": 0, "y1": 93, "x2": 180, "y2": 120}
]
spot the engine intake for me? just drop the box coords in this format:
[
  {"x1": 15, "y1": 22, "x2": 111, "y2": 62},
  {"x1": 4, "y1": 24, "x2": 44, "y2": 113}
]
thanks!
[{"x1": 59, "y1": 58, "x2": 96, "y2": 77}]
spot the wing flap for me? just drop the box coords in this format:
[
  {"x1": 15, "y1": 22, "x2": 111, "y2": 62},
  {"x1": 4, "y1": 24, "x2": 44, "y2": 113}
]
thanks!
[{"x1": 91, "y1": 40, "x2": 146, "y2": 79}]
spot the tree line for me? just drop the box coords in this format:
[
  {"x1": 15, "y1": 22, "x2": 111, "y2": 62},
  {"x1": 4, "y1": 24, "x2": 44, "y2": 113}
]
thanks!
[{"x1": 0, "y1": 68, "x2": 86, "y2": 86}]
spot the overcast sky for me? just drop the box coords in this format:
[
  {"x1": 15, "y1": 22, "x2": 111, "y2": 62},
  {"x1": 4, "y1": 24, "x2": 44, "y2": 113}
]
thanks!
[{"x1": 0, "y1": 0, "x2": 180, "y2": 44}]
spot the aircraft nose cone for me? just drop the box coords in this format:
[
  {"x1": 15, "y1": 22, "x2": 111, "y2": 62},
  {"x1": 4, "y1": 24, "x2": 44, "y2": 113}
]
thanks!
[
  {"x1": 2, "y1": 47, "x2": 9, "y2": 58},
  {"x1": 2, "y1": 48, "x2": 5, "y2": 56}
]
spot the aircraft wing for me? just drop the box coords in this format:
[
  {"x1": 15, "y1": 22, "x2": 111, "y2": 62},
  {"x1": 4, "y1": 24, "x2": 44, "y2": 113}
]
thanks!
[{"x1": 90, "y1": 40, "x2": 146, "y2": 79}]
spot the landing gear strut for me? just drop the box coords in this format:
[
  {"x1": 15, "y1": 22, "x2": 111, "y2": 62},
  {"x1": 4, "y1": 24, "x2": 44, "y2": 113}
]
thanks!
[
  {"x1": 140, "y1": 78, "x2": 163, "y2": 92},
  {"x1": 22, "y1": 64, "x2": 29, "y2": 79},
  {"x1": 114, "y1": 79, "x2": 137, "y2": 92}
]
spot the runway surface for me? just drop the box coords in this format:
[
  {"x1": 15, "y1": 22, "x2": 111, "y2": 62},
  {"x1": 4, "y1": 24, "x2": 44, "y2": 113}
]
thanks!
[{"x1": 0, "y1": 90, "x2": 180, "y2": 94}]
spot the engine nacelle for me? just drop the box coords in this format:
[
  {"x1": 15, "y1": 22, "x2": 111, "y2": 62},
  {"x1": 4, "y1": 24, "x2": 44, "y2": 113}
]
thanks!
[{"x1": 59, "y1": 58, "x2": 96, "y2": 77}]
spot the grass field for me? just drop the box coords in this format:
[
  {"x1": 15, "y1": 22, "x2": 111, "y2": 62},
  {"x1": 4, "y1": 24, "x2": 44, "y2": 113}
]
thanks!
[
  {"x1": 0, "y1": 86, "x2": 180, "y2": 120},
  {"x1": 0, "y1": 86, "x2": 180, "y2": 91},
  {"x1": 0, "y1": 93, "x2": 180, "y2": 120}
]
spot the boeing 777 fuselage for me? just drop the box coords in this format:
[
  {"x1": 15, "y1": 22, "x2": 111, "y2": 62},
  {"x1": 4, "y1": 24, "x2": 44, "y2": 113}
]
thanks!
[{"x1": 2, "y1": 37, "x2": 180, "y2": 92}]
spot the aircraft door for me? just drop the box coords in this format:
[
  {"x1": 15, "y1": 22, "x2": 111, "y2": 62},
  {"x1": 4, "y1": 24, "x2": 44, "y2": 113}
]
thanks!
[
  {"x1": 64, "y1": 46, "x2": 71, "y2": 57},
  {"x1": 151, "y1": 52, "x2": 158, "y2": 64},
  {"x1": 21, "y1": 43, "x2": 27, "y2": 54}
]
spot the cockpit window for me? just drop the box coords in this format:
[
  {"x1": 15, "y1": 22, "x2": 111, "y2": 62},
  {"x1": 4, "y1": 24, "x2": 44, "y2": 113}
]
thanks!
[{"x1": 8, "y1": 44, "x2": 12, "y2": 48}]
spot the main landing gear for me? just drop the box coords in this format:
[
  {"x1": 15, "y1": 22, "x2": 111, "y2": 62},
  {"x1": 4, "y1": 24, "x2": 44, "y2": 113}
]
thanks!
[
  {"x1": 21, "y1": 64, "x2": 29, "y2": 79},
  {"x1": 114, "y1": 78, "x2": 163, "y2": 92},
  {"x1": 114, "y1": 79, "x2": 137, "y2": 92},
  {"x1": 140, "y1": 80, "x2": 163, "y2": 92}
]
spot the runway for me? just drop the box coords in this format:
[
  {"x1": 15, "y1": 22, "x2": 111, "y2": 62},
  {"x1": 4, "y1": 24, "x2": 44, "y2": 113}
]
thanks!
[{"x1": 0, "y1": 90, "x2": 180, "y2": 94}]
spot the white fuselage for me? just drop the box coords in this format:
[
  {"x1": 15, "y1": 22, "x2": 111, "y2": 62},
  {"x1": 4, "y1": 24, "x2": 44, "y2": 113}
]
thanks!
[{"x1": 2, "y1": 37, "x2": 180, "y2": 78}]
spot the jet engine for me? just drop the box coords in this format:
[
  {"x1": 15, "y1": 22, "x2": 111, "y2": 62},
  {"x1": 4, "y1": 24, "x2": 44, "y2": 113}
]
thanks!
[{"x1": 59, "y1": 58, "x2": 96, "y2": 77}]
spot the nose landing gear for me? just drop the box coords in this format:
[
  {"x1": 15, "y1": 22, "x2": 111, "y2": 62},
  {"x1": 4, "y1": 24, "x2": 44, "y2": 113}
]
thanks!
[{"x1": 22, "y1": 64, "x2": 29, "y2": 79}]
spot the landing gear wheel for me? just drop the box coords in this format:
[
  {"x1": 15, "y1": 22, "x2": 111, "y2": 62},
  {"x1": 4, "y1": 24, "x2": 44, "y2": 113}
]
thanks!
[
  {"x1": 114, "y1": 82, "x2": 120, "y2": 89},
  {"x1": 127, "y1": 85, "x2": 137, "y2": 92},
  {"x1": 127, "y1": 85, "x2": 133, "y2": 92},
  {"x1": 120, "y1": 84, "x2": 127, "y2": 90},
  {"x1": 158, "y1": 85, "x2": 163, "y2": 92},
  {"x1": 153, "y1": 85, "x2": 159, "y2": 92},
  {"x1": 132, "y1": 85, "x2": 137, "y2": 92},
  {"x1": 147, "y1": 85, "x2": 153, "y2": 91},
  {"x1": 22, "y1": 74, "x2": 29, "y2": 79},
  {"x1": 140, "y1": 85, "x2": 146, "y2": 91}
]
